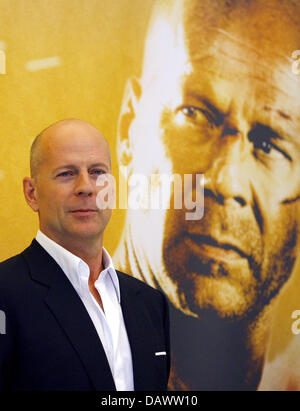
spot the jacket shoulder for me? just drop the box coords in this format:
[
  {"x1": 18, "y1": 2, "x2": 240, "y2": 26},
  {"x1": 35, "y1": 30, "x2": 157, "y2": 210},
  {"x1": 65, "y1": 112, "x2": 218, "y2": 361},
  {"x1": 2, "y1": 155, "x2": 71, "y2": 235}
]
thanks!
[
  {"x1": 0, "y1": 253, "x2": 26, "y2": 280},
  {"x1": 0, "y1": 252, "x2": 30, "y2": 302}
]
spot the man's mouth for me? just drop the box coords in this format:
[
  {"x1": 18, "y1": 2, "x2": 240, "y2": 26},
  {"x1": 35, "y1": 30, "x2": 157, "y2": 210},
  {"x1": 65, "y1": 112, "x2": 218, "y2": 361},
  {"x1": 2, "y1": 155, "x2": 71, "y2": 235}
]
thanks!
[
  {"x1": 184, "y1": 233, "x2": 249, "y2": 262},
  {"x1": 70, "y1": 209, "x2": 98, "y2": 215}
]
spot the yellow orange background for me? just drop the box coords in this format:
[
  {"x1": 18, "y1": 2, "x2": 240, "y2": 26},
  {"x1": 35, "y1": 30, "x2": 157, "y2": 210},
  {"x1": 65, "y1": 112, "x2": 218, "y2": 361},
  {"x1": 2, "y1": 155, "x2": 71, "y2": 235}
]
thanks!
[{"x1": 0, "y1": 0, "x2": 299, "y2": 388}]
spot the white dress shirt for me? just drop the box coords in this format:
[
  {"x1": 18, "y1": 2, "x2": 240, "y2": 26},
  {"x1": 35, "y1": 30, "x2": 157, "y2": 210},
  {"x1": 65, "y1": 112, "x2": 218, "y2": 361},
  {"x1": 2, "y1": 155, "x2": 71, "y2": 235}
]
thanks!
[{"x1": 35, "y1": 230, "x2": 134, "y2": 391}]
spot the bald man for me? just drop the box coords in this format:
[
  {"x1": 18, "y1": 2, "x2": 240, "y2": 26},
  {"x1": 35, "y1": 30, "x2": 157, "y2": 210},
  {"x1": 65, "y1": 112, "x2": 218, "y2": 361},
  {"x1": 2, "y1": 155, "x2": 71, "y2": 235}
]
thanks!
[
  {"x1": 114, "y1": 0, "x2": 300, "y2": 390},
  {"x1": 0, "y1": 119, "x2": 170, "y2": 391}
]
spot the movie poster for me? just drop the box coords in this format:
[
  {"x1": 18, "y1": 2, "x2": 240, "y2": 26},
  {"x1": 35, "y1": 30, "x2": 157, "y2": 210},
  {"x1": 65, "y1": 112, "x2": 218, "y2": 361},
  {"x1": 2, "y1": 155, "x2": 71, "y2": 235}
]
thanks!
[{"x1": 1, "y1": 0, "x2": 300, "y2": 390}]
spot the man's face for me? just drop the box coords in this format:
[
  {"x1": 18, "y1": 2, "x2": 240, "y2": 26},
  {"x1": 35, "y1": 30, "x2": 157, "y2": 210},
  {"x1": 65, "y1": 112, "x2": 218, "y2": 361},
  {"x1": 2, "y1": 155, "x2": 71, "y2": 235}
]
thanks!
[
  {"x1": 32, "y1": 123, "x2": 112, "y2": 248},
  {"x1": 122, "y1": 3, "x2": 300, "y2": 319}
]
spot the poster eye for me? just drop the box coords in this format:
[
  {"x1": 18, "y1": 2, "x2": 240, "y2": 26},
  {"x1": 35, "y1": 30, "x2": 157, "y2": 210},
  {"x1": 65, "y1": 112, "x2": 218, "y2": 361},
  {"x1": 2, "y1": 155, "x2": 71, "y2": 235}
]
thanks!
[
  {"x1": 180, "y1": 105, "x2": 215, "y2": 127},
  {"x1": 182, "y1": 106, "x2": 196, "y2": 117}
]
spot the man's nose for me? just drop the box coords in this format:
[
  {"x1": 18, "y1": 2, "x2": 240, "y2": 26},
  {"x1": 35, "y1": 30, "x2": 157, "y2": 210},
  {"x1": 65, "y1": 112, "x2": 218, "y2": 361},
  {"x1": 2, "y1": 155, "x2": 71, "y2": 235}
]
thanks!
[
  {"x1": 74, "y1": 171, "x2": 94, "y2": 197},
  {"x1": 204, "y1": 134, "x2": 251, "y2": 207}
]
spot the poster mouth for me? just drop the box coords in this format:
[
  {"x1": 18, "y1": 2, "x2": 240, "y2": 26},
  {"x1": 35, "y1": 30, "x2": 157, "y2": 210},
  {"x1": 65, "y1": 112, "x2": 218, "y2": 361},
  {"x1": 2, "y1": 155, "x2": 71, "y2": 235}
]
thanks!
[{"x1": 184, "y1": 233, "x2": 249, "y2": 263}]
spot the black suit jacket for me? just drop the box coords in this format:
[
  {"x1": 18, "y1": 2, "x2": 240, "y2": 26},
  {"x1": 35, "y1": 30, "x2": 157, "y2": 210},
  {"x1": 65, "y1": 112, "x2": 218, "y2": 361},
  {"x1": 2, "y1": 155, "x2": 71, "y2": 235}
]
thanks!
[{"x1": 0, "y1": 240, "x2": 170, "y2": 391}]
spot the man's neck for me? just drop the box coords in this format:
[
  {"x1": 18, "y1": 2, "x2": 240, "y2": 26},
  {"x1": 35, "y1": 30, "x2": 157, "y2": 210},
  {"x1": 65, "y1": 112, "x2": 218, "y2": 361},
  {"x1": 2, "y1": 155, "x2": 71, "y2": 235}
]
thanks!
[{"x1": 41, "y1": 230, "x2": 104, "y2": 283}]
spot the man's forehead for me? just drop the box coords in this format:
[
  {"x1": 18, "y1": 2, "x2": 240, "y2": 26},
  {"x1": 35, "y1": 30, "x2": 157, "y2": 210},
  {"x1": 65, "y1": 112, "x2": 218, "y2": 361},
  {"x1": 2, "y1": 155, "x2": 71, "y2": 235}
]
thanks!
[
  {"x1": 186, "y1": 28, "x2": 300, "y2": 95},
  {"x1": 41, "y1": 145, "x2": 111, "y2": 174},
  {"x1": 183, "y1": 0, "x2": 300, "y2": 27},
  {"x1": 142, "y1": 0, "x2": 300, "y2": 105},
  {"x1": 184, "y1": 0, "x2": 300, "y2": 56},
  {"x1": 144, "y1": 0, "x2": 300, "y2": 66}
]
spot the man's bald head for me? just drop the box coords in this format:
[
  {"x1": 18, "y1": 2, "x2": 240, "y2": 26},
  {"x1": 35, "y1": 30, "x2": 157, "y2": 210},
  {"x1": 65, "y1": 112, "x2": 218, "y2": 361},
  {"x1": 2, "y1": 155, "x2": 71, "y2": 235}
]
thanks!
[
  {"x1": 24, "y1": 118, "x2": 113, "y2": 250},
  {"x1": 30, "y1": 119, "x2": 111, "y2": 179}
]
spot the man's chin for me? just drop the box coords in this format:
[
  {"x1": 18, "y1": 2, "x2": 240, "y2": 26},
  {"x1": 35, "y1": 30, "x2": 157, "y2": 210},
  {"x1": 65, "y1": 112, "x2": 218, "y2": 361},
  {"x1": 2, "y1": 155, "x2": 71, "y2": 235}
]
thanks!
[
  {"x1": 64, "y1": 224, "x2": 106, "y2": 241},
  {"x1": 163, "y1": 244, "x2": 259, "y2": 320},
  {"x1": 174, "y1": 275, "x2": 257, "y2": 321}
]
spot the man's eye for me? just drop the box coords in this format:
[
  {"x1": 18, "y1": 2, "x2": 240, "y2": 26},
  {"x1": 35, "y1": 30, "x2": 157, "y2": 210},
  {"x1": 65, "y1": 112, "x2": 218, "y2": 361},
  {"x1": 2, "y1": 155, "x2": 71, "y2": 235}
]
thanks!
[
  {"x1": 57, "y1": 171, "x2": 73, "y2": 177},
  {"x1": 248, "y1": 125, "x2": 291, "y2": 161},
  {"x1": 180, "y1": 105, "x2": 215, "y2": 126},
  {"x1": 251, "y1": 137, "x2": 272, "y2": 154},
  {"x1": 182, "y1": 106, "x2": 196, "y2": 118},
  {"x1": 91, "y1": 169, "x2": 105, "y2": 175}
]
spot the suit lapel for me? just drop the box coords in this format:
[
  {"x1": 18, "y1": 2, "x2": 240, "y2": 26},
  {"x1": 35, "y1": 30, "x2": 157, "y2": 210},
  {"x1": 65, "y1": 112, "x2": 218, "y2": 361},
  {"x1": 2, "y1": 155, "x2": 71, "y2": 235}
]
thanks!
[
  {"x1": 22, "y1": 240, "x2": 116, "y2": 391},
  {"x1": 118, "y1": 272, "x2": 154, "y2": 391}
]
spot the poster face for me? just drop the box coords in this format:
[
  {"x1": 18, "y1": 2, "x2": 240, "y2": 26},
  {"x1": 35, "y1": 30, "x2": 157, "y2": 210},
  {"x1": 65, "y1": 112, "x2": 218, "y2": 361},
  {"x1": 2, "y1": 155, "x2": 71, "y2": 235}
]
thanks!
[{"x1": 1, "y1": 0, "x2": 300, "y2": 390}]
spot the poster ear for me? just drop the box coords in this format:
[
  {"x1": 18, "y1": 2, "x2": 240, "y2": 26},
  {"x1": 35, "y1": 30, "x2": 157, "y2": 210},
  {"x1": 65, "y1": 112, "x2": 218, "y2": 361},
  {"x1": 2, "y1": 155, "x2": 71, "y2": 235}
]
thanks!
[{"x1": 117, "y1": 76, "x2": 141, "y2": 168}]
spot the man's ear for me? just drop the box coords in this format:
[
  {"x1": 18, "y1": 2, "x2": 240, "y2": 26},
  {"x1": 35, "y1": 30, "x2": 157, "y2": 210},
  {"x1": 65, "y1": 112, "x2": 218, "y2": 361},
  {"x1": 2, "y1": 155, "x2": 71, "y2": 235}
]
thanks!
[
  {"x1": 23, "y1": 177, "x2": 39, "y2": 212},
  {"x1": 117, "y1": 76, "x2": 142, "y2": 170}
]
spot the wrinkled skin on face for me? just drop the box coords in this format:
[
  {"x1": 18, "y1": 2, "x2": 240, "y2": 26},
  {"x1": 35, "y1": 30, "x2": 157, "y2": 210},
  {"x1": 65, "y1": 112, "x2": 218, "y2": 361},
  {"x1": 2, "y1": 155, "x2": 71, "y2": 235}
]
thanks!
[
  {"x1": 120, "y1": 0, "x2": 300, "y2": 320},
  {"x1": 24, "y1": 119, "x2": 112, "y2": 252}
]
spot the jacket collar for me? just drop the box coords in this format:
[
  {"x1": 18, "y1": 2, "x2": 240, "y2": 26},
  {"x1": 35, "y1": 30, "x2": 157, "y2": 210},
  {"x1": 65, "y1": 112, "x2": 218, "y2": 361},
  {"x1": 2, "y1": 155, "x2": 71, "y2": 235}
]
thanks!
[
  {"x1": 22, "y1": 239, "x2": 116, "y2": 391},
  {"x1": 22, "y1": 239, "x2": 155, "y2": 391},
  {"x1": 35, "y1": 230, "x2": 121, "y2": 302}
]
